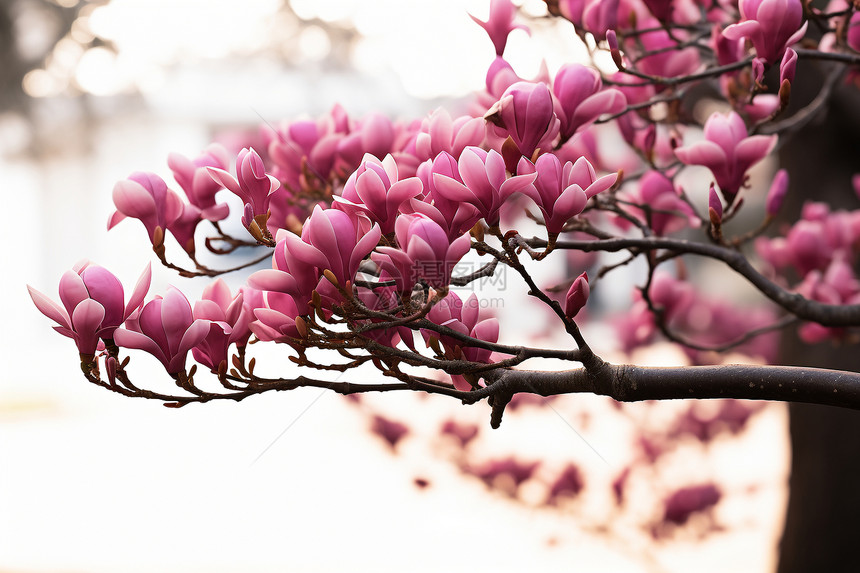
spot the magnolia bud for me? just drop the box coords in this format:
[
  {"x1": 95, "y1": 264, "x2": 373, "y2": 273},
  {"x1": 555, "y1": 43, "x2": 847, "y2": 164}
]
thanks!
[
  {"x1": 607, "y1": 30, "x2": 625, "y2": 70},
  {"x1": 565, "y1": 272, "x2": 590, "y2": 319},
  {"x1": 780, "y1": 48, "x2": 797, "y2": 86},
  {"x1": 708, "y1": 183, "x2": 723, "y2": 225},
  {"x1": 765, "y1": 169, "x2": 789, "y2": 217},
  {"x1": 752, "y1": 58, "x2": 765, "y2": 88}
]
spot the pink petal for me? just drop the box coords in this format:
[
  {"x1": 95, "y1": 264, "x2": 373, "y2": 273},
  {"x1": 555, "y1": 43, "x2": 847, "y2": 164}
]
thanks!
[
  {"x1": 71, "y1": 299, "x2": 106, "y2": 354},
  {"x1": 114, "y1": 328, "x2": 169, "y2": 366},
  {"x1": 27, "y1": 285, "x2": 71, "y2": 329},
  {"x1": 125, "y1": 263, "x2": 152, "y2": 320},
  {"x1": 58, "y1": 270, "x2": 89, "y2": 319}
]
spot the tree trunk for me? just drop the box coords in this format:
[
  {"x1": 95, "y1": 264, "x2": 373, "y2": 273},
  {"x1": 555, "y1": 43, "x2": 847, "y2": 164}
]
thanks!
[{"x1": 775, "y1": 59, "x2": 860, "y2": 571}]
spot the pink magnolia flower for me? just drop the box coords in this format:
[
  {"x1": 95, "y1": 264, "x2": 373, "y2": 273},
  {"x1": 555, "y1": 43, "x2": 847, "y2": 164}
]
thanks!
[
  {"x1": 485, "y1": 81, "x2": 561, "y2": 162},
  {"x1": 114, "y1": 286, "x2": 210, "y2": 374},
  {"x1": 354, "y1": 279, "x2": 415, "y2": 349},
  {"x1": 470, "y1": 0, "x2": 528, "y2": 56},
  {"x1": 518, "y1": 154, "x2": 617, "y2": 234},
  {"x1": 248, "y1": 229, "x2": 320, "y2": 313},
  {"x1": 28, "y1": 261, "x2": 152, "y2": 356},
  {"x1": 167, "y1": 143, "x2": 231, "y2": 222},
  {"x1": 765, "y1": 169, "x2": 789, "y2": 216},
  {"x1": 552, "y1": 64, "x2": 626, "y2": 141},
  {"x1": 206, "y1": 147, "x2": 280, "y2": 231},
  {"x1": 411, "y1": 152, "x2": 483, "y2": 241},
  {"x1": 422, "y1": 292, "x2": 500, "y2": 390},
  {"x1": 372, "y1": 214, "x2": 472, "y2": 292},
  {"x1": 333, "y1": 154, "x2": 423, "y2": 235},
  {"x1": 432, "y1": 146, "x2": 537, "y2": 227},
  {"x1": 722, "y1": 0, "x2": 807, "y2": 65},
  {"x1": 619, "y1": 171, "x2": 700, "y2": 236},
  {"x1": 108, "y1": 172, "x2": 183, "y2": 245},
  {"x1": 267, "y1": 112, "x2": 343, "y2": 190},
  {"x1": 636, "y1": 20, "x2": 702, "y2": 78},
  {"x1": 249, "y1": 291, "x2": 304, "y2": 343},
  {"x1": 409, "y1": 109, "x2": 486, "y2": 164},
  {"x1": 674, "y1": 111, "x2": 777, "y2": 202},
  {"x1": 565, "y1": 272, "x2": 590, "y2": 318},
  {"x1": 191, "y1": 279, "x2": 253, "y2": 372},
  {"x1": 294, "y1": 205, "x2": 382, "y2": 292},
  {"x1": 795, "y1": 257, "x2": 860, "y2": 342},
  {"x1": 335, "y1": 113, "x2": 396, "y2": 172},
  {"x1": 642, "y1": 0, "x2": 673, "y2": 22}
]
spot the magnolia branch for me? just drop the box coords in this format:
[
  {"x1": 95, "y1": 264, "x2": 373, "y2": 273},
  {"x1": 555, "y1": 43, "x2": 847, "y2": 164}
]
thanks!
[{"x1": 528, "y1": 236, "x2": 860, "y2": 326}]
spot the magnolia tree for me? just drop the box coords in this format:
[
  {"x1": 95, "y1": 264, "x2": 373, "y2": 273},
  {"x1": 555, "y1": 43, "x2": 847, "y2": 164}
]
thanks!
[{"x1": 26, "y1": 0, "x2": 860, "y2": 553}]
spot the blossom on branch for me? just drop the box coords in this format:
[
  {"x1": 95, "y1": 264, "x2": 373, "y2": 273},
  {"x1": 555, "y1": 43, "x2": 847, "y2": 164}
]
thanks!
[
  {"x1": 28, "y1": 261, "x2": 151, "y2": 356},
  {"x1": 114, "y1": 287, "x2": 210, "y2": 375},
  {"x1": 206, "y1": 147, "x2": 280, "y2": 238},
  {"x1": 518, "y1": 154, "x2": 617, "y2": 235},
  {"x1": 167, "y1": 143, "x2": 231, "y2": 222},
  {"x1": 674, "y1": 111, "x2": 776, "y2": 203},
  {"x1": 432, "y1": 146, "x2": 536, "y2": 228},
  {"x1": 722, "y1": 0, "x2": 807, "y2": 65}
]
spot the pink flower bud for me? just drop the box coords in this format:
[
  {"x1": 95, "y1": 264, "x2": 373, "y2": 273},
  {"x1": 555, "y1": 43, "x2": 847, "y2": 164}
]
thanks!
[
  {"x1": 708, "y1": 183, "x2": 723, "y2": 224},
  {"x1": 766, "y1": 169, "x2": 789, "y2": 216},
  {"x1": 206, "y1": 147, "x2": 280, "y2": 230},
  {"x1": 565, "y1": 272, "x2": 590, "y2": 319},
  {"x1": 485, "y1": 81, "x2": 560, "y2": 160},
  {"x1": 752, "y1": 57, "x2": 766, "y2": 86},
  {"x1": 780, "y1": 48, "x2": 797, "y2": 85}
]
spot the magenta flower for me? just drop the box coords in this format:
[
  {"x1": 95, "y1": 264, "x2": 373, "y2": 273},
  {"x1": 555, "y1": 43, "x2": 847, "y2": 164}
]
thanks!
[
  {"x1": 372, "y1": 214, "x2": 472, "y2": 292},
  {"x1": 470, "y1": 0, "x2": 528, "y2": 56},
  {"x1": 248, "y1": 229, "x2": 320, "y2": 313},
  {"x1": 28, "y1": 261, "x2": 152, "y2": 356},
  {"x1": 674, "y1": 111, "x2": 777, "y2": 202},
  {"x1": 191, "y1": 279, "x2": 253, "y2": 372},
  {"x1": 518, "y1": 154, "x2": 617, "y2": 234},
  {"x1": 335, "y1": 113, "x2": 396, "y2": 171},
  {"x1": 410, "y1": 109, "x2": 486, "y2": 164},
  {"x1": 552, "y1": 64, "x2": 626, "y2": 141},
  {"x1": 206, "y1": 147, "x2": 280, "y2": 231},
  {"x1": 114, "y1": 286, "x2": 210, "y2": 375},
  {"x1": 422, "y1": 292, "x2": 500, "y2": 390},
  {"x1": 565, "y1": 272, "x2": 590, "y2": 319},
  {"x1": 583, "y1": 0, "x2": 619, "y2": 40},
  {"x1": 333, "y1": 154, "x2": 423, "y2": 235},
  {"x1": 268, "y1": 115, "x2": 342, "y2": 190},
  {"x1": 722, "y1": 0, "x2": 807, "y2": 65},
  {"x1": 765, "y1": 169, "x2": 789, "y2": 216},
  {"x1": 621, "y1": 171, "x2": 700, "y2": 236},
  {"x1": 642, "y1": 0, "x2": 673, "y2": 22},
  {"x1": 636, "y1": 21, "x2": 702, "y2": 78},
  {"x1": 432, "y1": 147, "x2": 537, "y2": 227},
  {"x1": 249, "y1": 291, "x2": 305, "y2": 343},
  {"x1": 485, "y1": 81, "x2": 560, "y2": 161},
  {"x1": 411, "y1": 152, "x2": 483, "y2": 241},
  {"x1": 167, "y1": 143, "x2": 231, "y2": 222},
  {"x1": 296, "y1": 205, "x2": 382, "y2": 290},
  {"x1": 108, "y1": 172, "x2": 183, "y2": 245},
  {"x1": 253, "y1": 207, "x2": 381, "y2": 314}
]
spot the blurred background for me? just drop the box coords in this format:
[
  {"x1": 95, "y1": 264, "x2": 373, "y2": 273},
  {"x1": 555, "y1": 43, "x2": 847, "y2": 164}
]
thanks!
[{"x1": 1, "y1": 1, "x2": 789, "y2": 571}]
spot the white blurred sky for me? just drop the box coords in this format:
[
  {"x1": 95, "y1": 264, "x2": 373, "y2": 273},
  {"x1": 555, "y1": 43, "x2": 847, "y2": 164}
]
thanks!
[{"x1": 1, "y1": 1, "x2": 788, "y2": 571}]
